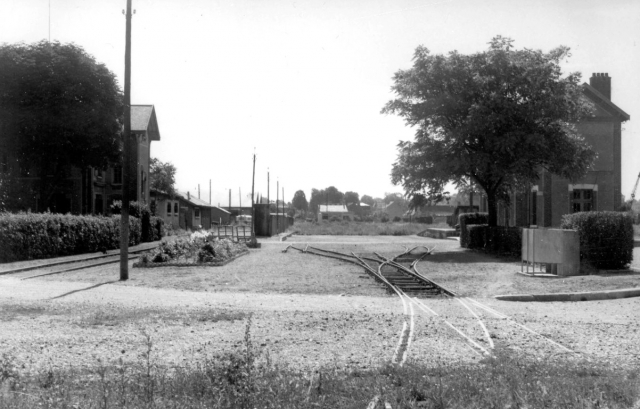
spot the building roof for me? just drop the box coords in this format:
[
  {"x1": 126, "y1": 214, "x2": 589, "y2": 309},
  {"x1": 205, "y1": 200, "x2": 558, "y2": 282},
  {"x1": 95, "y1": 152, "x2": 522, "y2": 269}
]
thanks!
[
  {"x1": 131, "y1": 105, "x2": 161, "y2": 140},
  {"x1": 582, "y1": 83, "x2": 630, "y2": 121},
  {"x1": 177, "y1": 191, "x2": 231, "y2": 213},
  {"x1": 359, "y1": 202, "x2": 370, "y2": 207},
  {"x1": 319, "y1": 204, "x2": 349, "y2": 213}
]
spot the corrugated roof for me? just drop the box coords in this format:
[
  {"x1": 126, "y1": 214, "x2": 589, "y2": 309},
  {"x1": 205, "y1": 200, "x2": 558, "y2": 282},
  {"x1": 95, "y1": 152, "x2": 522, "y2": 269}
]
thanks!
[
  {"x1": 177, "y1": 191, "x2": 216, "y2": 208},
  {"x1": 319, "y1": 204, "x2": 348, "y2": 213}
]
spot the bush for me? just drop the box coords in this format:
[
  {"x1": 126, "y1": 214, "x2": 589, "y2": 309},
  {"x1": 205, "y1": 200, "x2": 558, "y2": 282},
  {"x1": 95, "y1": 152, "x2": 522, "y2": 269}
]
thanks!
[
  {"x1": 465, "y1": 225, "x2": 522, "y2": 256},
  {"x1": 111, "y1": 200, "x2": 156, "y2": 242},
  {"x1": 467, "y1": 225, "x2": 487, "y2": 249},
  {"x1": 561, "y1": 211, "x2": 634, "y2": 269},
  {"x1": 393, "y1": 216, "x2": 402, "y2": 222},
  {"x1": 459, "y1": 212, "x2": 488, "y2": 248},
  {"x1": 0, "y1": 212, "x2": 141, "y2": 262},
  {"x1": 380, "y1": 216, "x2": 389, "y2": 223},
  {"x1": 150, "y1": 216, "x2": 164, "y2": 241}
]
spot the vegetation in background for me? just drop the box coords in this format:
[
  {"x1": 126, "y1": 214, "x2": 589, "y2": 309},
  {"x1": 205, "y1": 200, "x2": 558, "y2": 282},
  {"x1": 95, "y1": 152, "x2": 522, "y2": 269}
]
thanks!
[
  {"x1": 149, "y1": 158, "x2": 177, "y2": 196},
  {"x1": 291, "y1": 190, "x2": 309, "y2": 215},
  {"x1": 292, "y1": 220, "x2": 431, "y2": 236},
  {"x1": 384, "y1": 36, "x2": 598, "y2": 227}
]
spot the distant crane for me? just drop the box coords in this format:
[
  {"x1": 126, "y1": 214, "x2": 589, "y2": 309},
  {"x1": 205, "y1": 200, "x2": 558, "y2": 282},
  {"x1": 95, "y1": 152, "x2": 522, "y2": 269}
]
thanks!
[{"x1": 631, "y1": 172, "x2": 640, "y2": 202}]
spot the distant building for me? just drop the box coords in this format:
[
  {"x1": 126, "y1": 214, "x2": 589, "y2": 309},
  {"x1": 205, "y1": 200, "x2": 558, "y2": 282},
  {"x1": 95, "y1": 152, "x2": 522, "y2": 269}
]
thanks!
[{"x1": 319, "y1": 204, "x2": 351, "y2": 220}]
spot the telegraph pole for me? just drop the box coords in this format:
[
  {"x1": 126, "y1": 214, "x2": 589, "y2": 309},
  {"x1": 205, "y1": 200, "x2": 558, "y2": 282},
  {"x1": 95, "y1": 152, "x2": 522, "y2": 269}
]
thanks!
[
  {"x1": 276, "y1": 179, "x2": 279, "y2": 233},
  {"x1": 267, "y1": 169, "x2": 270, "y2": 236},
  {"x1": 250, "y1": 152, "x2": 256, "y2": 241},
  {"x1": 120, "y1": 0, "x2": 133, "y2": 281},
  {"x1": 282, "y1": 187, "x2": 285, "y2": 230}
]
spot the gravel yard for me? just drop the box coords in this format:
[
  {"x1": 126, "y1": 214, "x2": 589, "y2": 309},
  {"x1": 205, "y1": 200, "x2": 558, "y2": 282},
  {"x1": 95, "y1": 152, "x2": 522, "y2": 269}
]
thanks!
[{"x1": 1, "y1": 234, "x2": 639, "y2": 376}]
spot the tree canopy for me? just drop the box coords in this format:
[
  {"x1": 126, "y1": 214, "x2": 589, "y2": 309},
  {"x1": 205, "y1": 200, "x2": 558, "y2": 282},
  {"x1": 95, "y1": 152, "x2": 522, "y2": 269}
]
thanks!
[
  {"x1": 360, "y1": 195, "x2": 375, "y2": 206},
  {"x1": 291, "y1": 190, "x2": 308, "y2": 213},
  {"x1": 382, "y1": 36, "x2": 595, "y2": 226},
  {"x1": 0, "y1": 41, "x2": 123, "y2": 209},
  {"x1": 309, "y1": 186, "x2": 344, "y2": 213},
  {"x1": 149, "y1": 158, "x2": 177, "y2": 196},
  {"x1": 343, "y1": 191, "x2": 360, "y2": 206}
]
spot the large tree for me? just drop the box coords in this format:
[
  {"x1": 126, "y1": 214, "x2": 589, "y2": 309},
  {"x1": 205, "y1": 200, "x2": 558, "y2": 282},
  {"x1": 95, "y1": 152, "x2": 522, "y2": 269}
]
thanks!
[
  {"x1": 343, "y1": 191, "x2": 360, "y2": 206},
  {"x1": 383, "y1": 36, "x2": 595, "y2": 226},
  {"x1": 309, "y1": 186, "x2": 344, "y2": 214},
  {"x1": 291, "y1": 189, "x2": 308, "y2": 213},
  {"x1": 149, "y1": 157, "x2": 177, "y2": 196},
  {"x1": 0, "y1": 41, "x2": 123, "y2": 210}
]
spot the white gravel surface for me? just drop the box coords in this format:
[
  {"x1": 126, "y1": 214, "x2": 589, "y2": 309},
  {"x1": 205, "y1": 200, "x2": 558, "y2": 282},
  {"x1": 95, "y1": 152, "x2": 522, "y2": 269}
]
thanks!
[
  {"x1": 2, "y1": 277, "x2": 639, "y2": 374},
  {"x1": 1, "y1": 236, "x2": 639, "y2": 375}
]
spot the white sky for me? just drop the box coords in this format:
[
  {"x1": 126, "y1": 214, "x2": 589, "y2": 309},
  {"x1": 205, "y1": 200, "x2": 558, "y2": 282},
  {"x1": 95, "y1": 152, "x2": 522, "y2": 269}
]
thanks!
[{"x1": 1, "y1": 0, "x2": 639, "y2": 207}]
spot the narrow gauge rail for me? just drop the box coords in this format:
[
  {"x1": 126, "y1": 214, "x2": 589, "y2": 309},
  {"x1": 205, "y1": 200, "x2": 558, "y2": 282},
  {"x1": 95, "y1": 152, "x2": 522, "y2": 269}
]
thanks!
[{"x1": 283, "y1": 244, "x2": 455, "y2": 297}]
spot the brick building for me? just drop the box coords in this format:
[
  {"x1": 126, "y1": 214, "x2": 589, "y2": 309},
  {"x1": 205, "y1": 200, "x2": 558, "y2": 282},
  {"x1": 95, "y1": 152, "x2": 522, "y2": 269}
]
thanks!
[
  {"x1": 479, "y1": 73, "x2": 630, "y2": 227},
  {"x1": 0, "y1": 105, "x2": 160, "y2": 214}
]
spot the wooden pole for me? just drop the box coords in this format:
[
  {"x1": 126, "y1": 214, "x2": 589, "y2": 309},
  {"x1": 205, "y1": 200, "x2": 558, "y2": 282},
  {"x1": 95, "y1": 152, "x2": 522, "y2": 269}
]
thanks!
[
  {"x1": 209, "y1": 179, "x2": 211, "y2": 204},
  {"x1": 276, "y1": 179, "x2": 279, "y2": 233},
  {"x1": 251, "y1": 152, "x2": 256, "y2": 240},
  {"x1": 267, "y1": 170, "x2": 270, "y2": 236},
  {"x1": 120, "y1": 0, "x2": 133, "y2": 281}
]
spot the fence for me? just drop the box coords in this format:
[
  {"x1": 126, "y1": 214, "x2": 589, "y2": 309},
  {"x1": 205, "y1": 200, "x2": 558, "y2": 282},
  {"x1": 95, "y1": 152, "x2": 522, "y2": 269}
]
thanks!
[{"x1": 210, "y1": 225, "x2": 253, "y2": 242}]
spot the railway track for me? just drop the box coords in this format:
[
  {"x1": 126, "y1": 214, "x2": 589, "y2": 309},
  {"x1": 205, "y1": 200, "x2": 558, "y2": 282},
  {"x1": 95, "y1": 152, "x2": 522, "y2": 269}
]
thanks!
[{"x1": 0, "y1": 248, "x2": 155, "y2": 280}]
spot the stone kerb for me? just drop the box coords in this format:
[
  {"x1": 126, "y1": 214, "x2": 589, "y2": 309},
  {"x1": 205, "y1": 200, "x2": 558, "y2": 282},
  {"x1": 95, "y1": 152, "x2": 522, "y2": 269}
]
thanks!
[{"x1": 522, "y1": 228, "x2": 580, "y2": 276}]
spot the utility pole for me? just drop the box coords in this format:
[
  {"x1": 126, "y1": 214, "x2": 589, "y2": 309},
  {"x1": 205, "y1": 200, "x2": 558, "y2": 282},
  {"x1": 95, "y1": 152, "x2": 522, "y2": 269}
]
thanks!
[
  {"x1": 228, "y1": 189, "x2": 231, "y2": 211},
  {"x1": 250, "y1": 151, "x2": 256, "y2": 241},
  {"x1": 267, "y1": 169, "x2": 270, "y2": 235},
  {"x1": 120, "y1": 0, "x2": 133, "y2": 281},
  {"x1": 282, "y1": 187, "x2": 285, "y2": 230},
  {"x1": 239, "y1": 187, "x2": 242, "y2": 214},
  {"x1": 276, "y1": 179, "x2": 279, "y2": 233},
  {"x1": 209, "y1": 179, "x2": 211, "y2": 204},
  {"x1": 198, "y1": 184, "x2": 200, "y2": 199}
]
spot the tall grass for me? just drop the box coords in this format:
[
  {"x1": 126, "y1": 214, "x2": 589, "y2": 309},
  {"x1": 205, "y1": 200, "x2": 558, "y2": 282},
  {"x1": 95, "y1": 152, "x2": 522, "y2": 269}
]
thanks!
[
  {"x1": 292, "y1": 221, "x2": 438, "y2": 236},
  {"x1": 1, "y1": 319, "x2": 638, "y2": 408}
]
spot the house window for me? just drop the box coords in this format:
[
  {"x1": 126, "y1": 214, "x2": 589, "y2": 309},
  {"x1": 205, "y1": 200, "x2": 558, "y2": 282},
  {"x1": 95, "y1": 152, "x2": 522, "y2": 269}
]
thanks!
[
  {"x1": 174, "y1": 203, "x2": 178, "y2": 214},
  {"x1": 571, "y1": 189, "x2": 593, "y2": 213},
  {"x1": 166, "y1": 202, "x2": 172, "y2": 215},
  {"x1": 194, "y1": 208, "x2": 201, "y2": 219},
  {"x1": 113, "y1": 167, "x2": 122, "y2": 184},
  {"x1": 94, "y1": 168, "x2": 103, "y2": 180},
  {"x1": 95, "y1": 194, "x2": 104, "y2": 215}
]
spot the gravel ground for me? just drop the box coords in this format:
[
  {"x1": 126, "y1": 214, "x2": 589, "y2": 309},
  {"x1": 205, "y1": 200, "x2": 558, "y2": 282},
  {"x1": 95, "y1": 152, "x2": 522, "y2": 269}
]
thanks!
[{"x1": 1, "y1": 235, "x2": 639, "y2": 375}]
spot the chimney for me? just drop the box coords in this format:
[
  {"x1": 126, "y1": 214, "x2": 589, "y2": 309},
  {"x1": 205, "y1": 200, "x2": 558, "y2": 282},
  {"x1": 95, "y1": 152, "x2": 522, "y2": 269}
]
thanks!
[
  {"x1": 187, "y1": 191, "x2": 190, "y2": 200},
  {"x1": 590, "y1": 73, "x2": 611, "y2": 100}
]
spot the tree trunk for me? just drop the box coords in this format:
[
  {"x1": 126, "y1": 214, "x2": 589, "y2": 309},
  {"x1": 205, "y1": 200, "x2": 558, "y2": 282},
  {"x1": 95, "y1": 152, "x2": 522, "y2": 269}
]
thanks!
[{"x1": 486, "y1": 190, "x2": 498, "y2": 227}]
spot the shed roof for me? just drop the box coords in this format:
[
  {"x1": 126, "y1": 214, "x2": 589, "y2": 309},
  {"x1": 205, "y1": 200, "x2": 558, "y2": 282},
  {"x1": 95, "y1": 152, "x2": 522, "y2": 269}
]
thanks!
[{"x1": 319, "y1": 204, "x2": 349, "y2": 213}]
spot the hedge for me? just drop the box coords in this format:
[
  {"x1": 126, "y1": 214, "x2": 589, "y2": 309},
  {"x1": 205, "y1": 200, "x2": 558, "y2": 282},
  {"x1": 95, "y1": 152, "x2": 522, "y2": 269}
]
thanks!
[
  {"x1": 561, "y1": 211, "x2": 633, "y2": 269},
  {"x1": 459, "y1": 212, "x2": 489, "y2": 248},
  {"x1": 466, "y1": 225, "x2": 522, "y2": 256},
  {"x1": 110, "y1": 200, "x2": 159, "y2": 243},
  {"x1": 0, "y1": 212, "x2": 141, "y2": 262}
]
